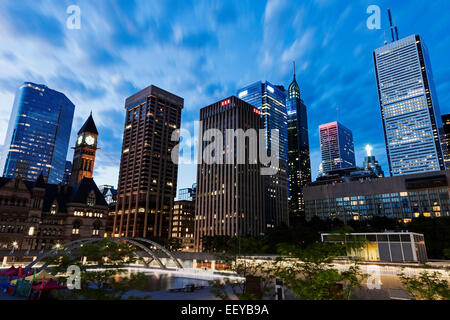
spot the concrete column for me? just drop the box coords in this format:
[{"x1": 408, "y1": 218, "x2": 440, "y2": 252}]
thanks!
[
  {"x1": 82, "y1": 256, "x2": 87, "y2": 265},
  {"x1": 2, "y1": 256, "x2": 7, "y2": 267},
  {"x1": 211, "y1": 260, "x2": 216, "y2": 271},
  {"x1": 192, "y1": 259, "x2": 197, "y2": 269}
]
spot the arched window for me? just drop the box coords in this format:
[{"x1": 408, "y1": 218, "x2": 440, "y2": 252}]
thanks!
[
  {"x1": 92, "y1": 221, "x2": 102, "y2": 236},
  {"x1": 87, "y1": 192, "x2": 96, "y2": 207},
  {"x1": 72, "y1": 221, "x2": 81, "y2": 235}
]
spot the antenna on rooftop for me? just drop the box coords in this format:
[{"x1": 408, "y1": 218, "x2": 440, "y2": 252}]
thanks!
[{"x1": 388, "y1": 9, "x2": 395, "y2": 42}]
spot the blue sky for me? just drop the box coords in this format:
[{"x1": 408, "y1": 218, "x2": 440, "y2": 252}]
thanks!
[{"x1": 0, "y1": 0, "x2": 449, "y2": 190}]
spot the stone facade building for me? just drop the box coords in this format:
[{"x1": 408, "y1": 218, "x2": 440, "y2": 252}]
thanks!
[{"x1": 0, "y1": 175, "x2": 108, "y2": 251}]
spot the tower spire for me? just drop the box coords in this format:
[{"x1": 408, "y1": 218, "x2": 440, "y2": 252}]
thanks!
[{"x1": 293, "y1": 61, "x2": 296, "y2": 79}]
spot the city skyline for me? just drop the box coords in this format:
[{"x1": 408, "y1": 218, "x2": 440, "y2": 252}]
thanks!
[{"x1": 0, "y1": 1, "x2": 450, "y2": 191}]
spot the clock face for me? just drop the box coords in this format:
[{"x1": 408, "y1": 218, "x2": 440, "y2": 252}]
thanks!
[
  {"x1": 77, "y1": 136, "x2": 83, "y2": 145},
  {"x1": 85, "y1": 135, "x2": 95, "y2": 146}
]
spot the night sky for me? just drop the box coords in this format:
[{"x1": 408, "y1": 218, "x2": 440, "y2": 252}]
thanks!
[{"x1": 0, "y1": 0, "x2": 449, "y2": 190}]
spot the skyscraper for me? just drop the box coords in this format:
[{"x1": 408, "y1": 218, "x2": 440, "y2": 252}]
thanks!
[
  {"x1": 374, "y1": 35, "x2": 445, "y2": 176},
  {"x1": 319, "y1": 121, "x2": 356, "y2": 174},
  {"x1": 112, "y1": 85, "x2": 183, "y2": 240},
  {"x1": 363, "y1": 145, "x2": 384, "y2": 178},
  {"x1": 63, "y1": 161, "x2": 72, "y2": 185},
  {"x1": 287, "y1": 65, "x2": 311, "y2": 216},
  {"x1": 177, "y1": 183, "x2": 197, "y2": 202},
  {"x1": 237, "y1": 82, "x2": 288, "y2": 163},
  {"x1": 70, "y1": 114, "x2": 99, "y2": 186},
  {"x1": 441, "y1": 114, "x2": 450, "y2": 168},
  {"x1": 194, "y1": 96, "x2": 265, "y2": 251},
  {"x1": 2, "y1": 82, "x2": 75, "y2": 184},
  {"x1": 237, "y1": 82, "x2": 289, "y2": 228}
]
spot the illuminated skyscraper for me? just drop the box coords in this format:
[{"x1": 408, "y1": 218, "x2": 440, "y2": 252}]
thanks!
[
  {"x1": 286, "y1": 66, "x2": 311, "y2": 216},
  {"x1": 374, "y1": 35, "x2": 445, "y2": 176},
  {"x1": 363, "y1": 145, "x2": 384, "y2": 178},
  {"x1": 194, "y1": 96, "x2": 265, "y2": 251},
  {"x1": 2, "y1": 82, "x2": 75, "y2": 184},
  {"x1": 237, "y1": 82, "x2": 289, "y2": 228},
  {"x1": 319, "y1": 121, "x2": 356, "y2": 174},
  {"x1": 113, "y1": 85, "x2": 183, "y2": 240},
  {"x1": 441, "y1": 114, "x2": 450, "y2": 168}
]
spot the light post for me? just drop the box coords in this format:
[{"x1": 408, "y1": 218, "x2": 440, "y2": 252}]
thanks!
[{"x1": 9, "y1": 241, "x2": 18, "y2": 256}]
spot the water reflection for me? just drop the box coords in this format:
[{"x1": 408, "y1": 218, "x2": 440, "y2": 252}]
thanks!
[{"x1": 120, "y1": 271, "x2": 214, "y2": 292}]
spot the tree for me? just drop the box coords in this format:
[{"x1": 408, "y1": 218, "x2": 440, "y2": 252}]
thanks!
[
  {"x1": 209, "y1": 256, "x2": 276, "y2": 300},
  {"x1": 399, "y1": 271, "x2": 450, "y2": 300},
  {"x1": 45, "y1": 240, "x2": 152, "y2": 300},
  {"x1": 273, "y1": 242, "x2": 368, "y2": 300}
]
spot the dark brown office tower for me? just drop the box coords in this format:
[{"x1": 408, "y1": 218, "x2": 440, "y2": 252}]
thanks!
[
  {"x1": 442, "y1": 114, "x2": 450, "y2": 169},
  {"x1": 113, "y1": 85, "x2": 183, "y2": 240},
  {"x1": 194, "y1": 96, "x2": 265, "y2": 251}
]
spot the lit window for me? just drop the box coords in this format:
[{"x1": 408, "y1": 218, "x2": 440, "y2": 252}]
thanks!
[
  {"x1": 72, "y1": 221, "x2": 81, "y2": 235},
  {"x1": 87, "y1": 192, "x2": 96, "y2": 207}
]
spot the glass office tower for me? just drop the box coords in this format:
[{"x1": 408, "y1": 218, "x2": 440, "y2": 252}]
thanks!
[
  {"x1": 319, "y1": 121, "x2": 356, "y2": 174},
  {"x1": 237, "y1": 82, "x2": 289, "y2": 227},
  {"x1": 286, "y1": 69, "x2": 311, "y2": 216},
  {"x1": 237, "y1": 81, "x2": 288, "y2": 163},
  {"x1": 374, "y1": 35, "x2": 445, "y2": 176},
  {"x1": 442, "y1": 114, "x2": 450, "y2": 168},
  {"x1": 2, "y1": 82, "x2": 75, "y2": 184}
]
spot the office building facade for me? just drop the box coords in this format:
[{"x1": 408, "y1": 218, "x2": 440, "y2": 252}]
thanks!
[
  {"x1": 305, "y1": 170, "x2": 450, "y2": 223},
  {"x1": 319, "y1": 121, "x2": 356, "y2": 174},
  {"x1": 177, "y1": 183, "x2": 197, "y2": 202},
  {"x1": 194, "y1": 96, "x2": 265, "y2": 251},
  {"x1": 2, "y1": 83, "x2": 75, "y2": 184},
  {"x1": 63, "y1": 161, "x2": 72, "y2": 185},
  {"x1": 172, "y1": 200, "x2": 195, "y2": 251},
  {"x1": 374, "y1": 35, "x2": 445, "y2": 176},
  {"x1": 442, "y1": 114, "x2": 450, "y2": 168},
  {"x1": 237, "y1": 82, "x2": 289, "y2": 227},
  {"x1": 286, "y1": 69, "x2": 311, "y2": 216},
  {"x1": 112, "y1": 85, "x2": 183, "y2": 240}
]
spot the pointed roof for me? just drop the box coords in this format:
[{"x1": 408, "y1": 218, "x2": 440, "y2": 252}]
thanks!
[
  {"x1": 35, "y1": 172, "x2": 46, "y2": 188},
  {"x1": 78, "y1": 113, "x2": 98, "y2": 135},
  {"x1": 288, "y1": 61, "x2": 300, "y2": 99},
  {"x1": 70, "y1": 178, "x2": 108, "y2": 206}
]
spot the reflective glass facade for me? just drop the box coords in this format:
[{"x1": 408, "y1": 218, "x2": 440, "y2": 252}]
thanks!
[
  {"x1": 286, "y1": 73, "x2": 311, "y2": 215},
  {"x1": 374, "y1": 35, "x2": 445, "y2": 176},
  {"x1": 237, "y1": 82, "x2": 289, "y2": 227},
  {"x1": 305, "y1": 171, "x2": 450, "y2": 222},
  {"x1": 442, "y1": 114, "x2": 450, "y2": 168},
  {"x1": 2, "y1": 83, "x2": 75, "y2": 184},
  {"x1": 237, "y1": 81, "x2": 288, "y2": 163},
  {"x1": 319, "y1": 121, "x2": 356, "y2": 174}
]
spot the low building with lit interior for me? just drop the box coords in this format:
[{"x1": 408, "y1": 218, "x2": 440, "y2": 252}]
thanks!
[
  {"x1": 305, "y1": 170, "x2": 450, "y2": 223},
  {"x1": 321, "y1": 232, "x2": 428, "y2": 263}
]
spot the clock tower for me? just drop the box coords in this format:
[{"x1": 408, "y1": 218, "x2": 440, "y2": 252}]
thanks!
[{"x1": 70, "y1": 113, "x2": 99, "y2": 186}]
